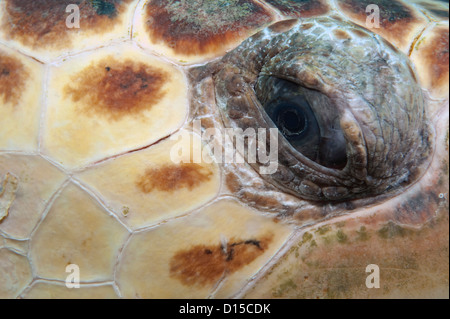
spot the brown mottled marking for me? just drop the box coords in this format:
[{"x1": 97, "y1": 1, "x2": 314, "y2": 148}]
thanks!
[
  {"x1": 0, "y1": 51, "x2": 28, "y2": 105},
  {"x1": 265, "y1": 0, "x2": 330, "y2": 18},
  {"x1": 419, "y1": 26, "x2": 449, "y2": 91},
  {"x1": 300, "y1": 23, "x2": 314, "y2": 30},
  {"x1": 350, "y1": 29, "x2": 370, "y2": 38},
  {"x1": 225, "y1": 171, "x2": 243, "y2": 193},
  {"x1": 225, "y1": 172, "x2": 283, "y2": 209},
  {"x1": 2, "y1": 0, "x2": 133, "y2": 49},
  {"x1": 268, "y1": 19, "x2": 298, "y2": 33},
  {"x1": 144, "y1": 0, "x2": 273, "y2": 56},
  {"x1": 169, "y1": 235, "x2": 273, "y2": 286},
  {"x1": 333, "y1": 29, "x2": 351, "y2": 40},
  {"x1": 338, "y1": 0, "x2": 415, "y2": 25},
  {"x1": 136, "y1": 163, "x2": 213, "y2": 193},
  {"x1": 337, "y1": 0, "x2": 424, "y2": 49},
  {"x1": 63, "y1": 58, "x2": 168, "y2": 120}
]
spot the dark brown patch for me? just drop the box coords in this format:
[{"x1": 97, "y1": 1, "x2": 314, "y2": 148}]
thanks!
[
  {"x1": 350, "y1": 29, "x2": 370, "y2": 38},
  {"x1": 1, "y1": 0, "x2": 133, "y2": 49},
  {"x1": 63, "y1": 58, "x2": 168, "y2": 120},
  {"x1": 136, "y1": 163, "x2": 213, "y2": 193},
  {"x1": 268, "y1": 19, "x2": 299, "y2": 33},
  {"x1": 241, "y1": 190, "x2": 284, "y2": 209},
  {"x1": 225, "y1": 171, "x2": 289, "y2": 213},
  {"x1": 0, "y1": 51, "x2": 28, "y2": 105},
  {"x1": 337, "y1": 0, "x2": 424, "y2": 48},
  {"x1": 333, "y1": 29, "x2": 351, "y2": 40},
  {"x1": 338, "y1": 0, "x2": 415, "y2": 25},
  {"x1": 144, "y1": 0, "x2": 273, "y2": 56},
  {"x1": 265, "y1": 0, "x2": 330, "y2": 18},
  {"x1": 420, "y1": 26, "x2": 449, "y2": 91},
  {"x1": 300, "y1": 23, "x2": 314, "y2": 30},
  {"x1": 169, "y1": 235, "x2": 273, "y2": 286},
  {"x1": 225, "y1": 171, "x2": 243, "y2": 193}
]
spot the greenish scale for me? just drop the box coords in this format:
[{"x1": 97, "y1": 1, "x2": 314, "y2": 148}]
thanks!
[
  {"x1": 377, "y1": 221, "x2": 412, "y2": 239},
  {"x1": 166, "y1": 0, "x2": 254, "y2": 27},
  {"x1": 356, "y1": 226, "x2": 369, "y2": 241},
  {"x1": 90, "y1": 0, "x2": 118, "y2": 17},
  {"x1": 336, "y1": 229, "x2": 348, "y2": 243}
]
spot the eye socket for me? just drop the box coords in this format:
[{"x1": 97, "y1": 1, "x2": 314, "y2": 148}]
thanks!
[
  {"x1": 206, "y1": 17, "x2": 429, "y2": 202},
  {"x1": 257, "y1": 76, "x2": 347, "y2": 169}
]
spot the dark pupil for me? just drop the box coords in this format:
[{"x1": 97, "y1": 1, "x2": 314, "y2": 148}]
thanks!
[
  {"x1": 274, "y1": 106, "x2": 307, "y2": 136},
  {"x1": 278, "y1": 109, "x2": 305, "y2": 134}
]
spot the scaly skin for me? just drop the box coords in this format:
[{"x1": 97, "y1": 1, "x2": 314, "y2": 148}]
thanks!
[{"x1": 0, "y1": 0, "x2": 448, "y2": 299}]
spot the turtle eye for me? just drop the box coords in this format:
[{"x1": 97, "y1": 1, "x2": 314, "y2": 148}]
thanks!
[
  {"x1": 267, "y1": 100, "x2": 312, "y2": 139},
  {"x1": 256, "y1": 76, "x2": 347, "y2": 169},
  {"x1": 206, "y1": 17, "x2": 429, "y2": 201}
]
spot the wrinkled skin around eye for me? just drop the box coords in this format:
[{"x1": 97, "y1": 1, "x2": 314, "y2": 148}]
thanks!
[{"x1": 193, "y1": 18, "x2": 431, "y2": 202}]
